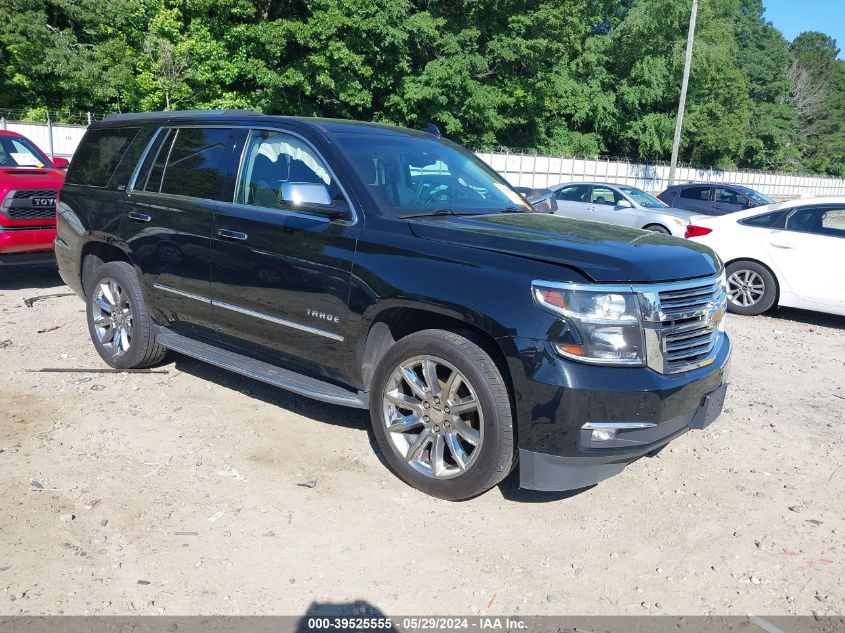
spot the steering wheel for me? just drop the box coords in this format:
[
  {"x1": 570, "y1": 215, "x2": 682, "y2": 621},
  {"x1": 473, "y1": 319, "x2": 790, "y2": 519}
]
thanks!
[{"x1": 416, "y1": 182, "x2": 454, "y2": 205}]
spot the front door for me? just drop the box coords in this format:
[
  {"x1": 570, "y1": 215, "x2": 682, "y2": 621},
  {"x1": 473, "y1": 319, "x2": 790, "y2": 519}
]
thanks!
[
  {"x1": 587, "y1": 185, "x2": 640, "y2": 228},
  {"x1": 764, "y1": 204, "x2": 845, "y2": 309},
  {"x1": 121, "y1": 125, "x2": 236, "y2": 337},
  {"x1": 209, "y1": 128, "x2": 361, "y2": 384},
  {"x1": 712, "y1": 186, "x2": 749, "y2": 215}
]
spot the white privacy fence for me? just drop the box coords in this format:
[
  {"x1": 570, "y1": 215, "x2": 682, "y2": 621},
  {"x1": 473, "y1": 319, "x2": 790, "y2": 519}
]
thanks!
[
  {"x1": 1, "y1": 119, "x2": 87, "y2": 159},
  {"x1": 475, "y1": 151, "x2": 845, "y2": 200},
  {"x1": 5, "y1": 119, "x2": 845, "y2": 200}
]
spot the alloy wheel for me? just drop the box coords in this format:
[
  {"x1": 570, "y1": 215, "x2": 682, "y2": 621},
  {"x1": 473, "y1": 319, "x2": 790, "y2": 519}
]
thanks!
[
  {"x1": 382, "y1": 355, "x2": 483, "y2": 479},
  {"x1": 92, "y1": 277, "x2": 134, "y2": 358},
  {"x1": 727, "y1": 269, "x2": 765, "y2": 307}
]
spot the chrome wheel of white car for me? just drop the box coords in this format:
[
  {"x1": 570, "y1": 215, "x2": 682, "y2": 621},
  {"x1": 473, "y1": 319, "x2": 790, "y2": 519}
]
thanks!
[{"x1": 724, "y1": 261, "x2": 778, "y2": 316}]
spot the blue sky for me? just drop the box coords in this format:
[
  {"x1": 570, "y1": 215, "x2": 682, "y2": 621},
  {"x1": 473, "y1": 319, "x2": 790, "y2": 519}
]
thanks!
[{"x1": 763, "y1": 0, "x2": 844, "y2": 57}]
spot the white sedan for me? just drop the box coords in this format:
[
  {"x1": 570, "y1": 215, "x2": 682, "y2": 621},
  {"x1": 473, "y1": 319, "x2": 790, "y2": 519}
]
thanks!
[{"x1": 686, "y1": 196, "x2": 845, "y2": 316}]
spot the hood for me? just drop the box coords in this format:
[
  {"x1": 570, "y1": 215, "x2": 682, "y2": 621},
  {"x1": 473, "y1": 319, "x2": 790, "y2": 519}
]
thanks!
[
  {"x1": 408, "y1": 213, "x2": 720, "y2": 283},
  {"x1": 1, "y1": 167, "x2": 66, "y2": 190}
]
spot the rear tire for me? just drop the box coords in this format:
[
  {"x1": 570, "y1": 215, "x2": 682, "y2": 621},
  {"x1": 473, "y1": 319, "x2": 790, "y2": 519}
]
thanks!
[
  {"x1": 643, "y1": 224, "x2": 671, "y2": 234},
  {"x1": 86, "y1": 261, "x2": 167, "y2": 369},
  {"x1": 725, "y1": 260, "x2": 778, "y2": 315},
  {"x1": 369, "y1": 329, "x2": 515, "y2": 500}
]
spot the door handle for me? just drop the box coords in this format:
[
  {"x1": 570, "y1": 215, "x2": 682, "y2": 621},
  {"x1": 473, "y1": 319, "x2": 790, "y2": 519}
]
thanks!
[
  {"x1": 127, "y1": 211, "x2": 151, "y2": 223},
  {"x1": 770, "y1": 240, "x2": 795, "y2": 249},
  {"x1": 217, "y1": 229, "x2": 248, "y2": 241}
]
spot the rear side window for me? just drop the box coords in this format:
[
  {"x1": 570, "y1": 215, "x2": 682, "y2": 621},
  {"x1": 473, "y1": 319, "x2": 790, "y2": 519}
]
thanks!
[
  {"x1": 680, "y1": 186, "x2": 711, "y2": 201},
  {"x1": 66, "y1": 127, "x2": 140, "y2": 187},
  {"x1": 161, "y1": 128, "x2": 232, "y2": 199},
  {"x1": 134, "y1": 127, "x2": 233, "y2": 201}
]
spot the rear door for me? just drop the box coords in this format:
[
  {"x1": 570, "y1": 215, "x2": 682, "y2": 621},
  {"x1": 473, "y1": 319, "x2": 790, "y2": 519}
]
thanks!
[
  {"x1": 675, "y1": 185, "x2": 713, "y2": 214},
  {"x1": 764, "y1": 204, "x2": 845, "y2": 309},
  {"x1": 552, "y1": 184, "x2": 590, "y2": 218},
  {"x1": 209, "y1": 127, "x2": 361, "y2": 384},
  {"x1": 122, "y1": 125, "x2": 236, "y2": 338},
  {"x1": 712, "y1": 186, "x2": 749, "y2": 215}
]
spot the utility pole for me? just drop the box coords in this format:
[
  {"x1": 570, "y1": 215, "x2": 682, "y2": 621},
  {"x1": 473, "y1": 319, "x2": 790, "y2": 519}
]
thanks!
[{"x1": 668, "y1": 0, "x2": 698, "y2": 187}]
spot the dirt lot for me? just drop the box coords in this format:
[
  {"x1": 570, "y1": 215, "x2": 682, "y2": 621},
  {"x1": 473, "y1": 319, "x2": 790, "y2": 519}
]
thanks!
[{"x1": 0, "y1": 266, "x2": 843, "y2": 617}]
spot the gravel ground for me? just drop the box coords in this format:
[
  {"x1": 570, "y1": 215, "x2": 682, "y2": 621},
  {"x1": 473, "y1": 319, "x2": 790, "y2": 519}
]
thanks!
[{"x1": 0, "y1": 266, "x2": 843, "y2": 617}]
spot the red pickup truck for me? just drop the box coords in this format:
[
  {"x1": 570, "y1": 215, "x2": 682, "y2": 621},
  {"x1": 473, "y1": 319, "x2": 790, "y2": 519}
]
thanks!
[{"x1": 0, "y1": 130, "x2": 68, "y2": 265}]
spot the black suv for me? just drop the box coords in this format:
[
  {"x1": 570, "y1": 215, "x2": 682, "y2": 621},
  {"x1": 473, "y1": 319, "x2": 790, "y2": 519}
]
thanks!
[
  {"x1": 658, "y1": 183, "x2": 774, "y2": 215},
  {"x1": 56, "y1": 110, "x2": 731, "y2": 500}
]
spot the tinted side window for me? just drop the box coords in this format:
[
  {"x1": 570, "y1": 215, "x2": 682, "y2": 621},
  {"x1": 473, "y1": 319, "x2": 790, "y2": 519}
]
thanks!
[
  {"x1": 159, "y1": 128, "x2": 233, "y2": 200},
  {"x1": 739, "y1": 211, "x2": 783, "y2": 228},
  {"x1": 555, "y1": 185, "x2": 590, "y2": 202},
  {"x1": 680, "y1": 186, "x2": 711, "y2": 201},
  {"x1": 786, "y1": 206, "x2": 845, "y2": 238},
  {"x1": 66, "y1": 127, "x2": 141, "y2": 187}
]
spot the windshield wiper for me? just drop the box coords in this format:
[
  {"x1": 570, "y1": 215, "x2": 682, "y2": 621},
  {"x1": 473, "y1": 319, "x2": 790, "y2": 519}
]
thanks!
[{"x1": 398, "y1": 209, "x2": 488, "y2": 220}]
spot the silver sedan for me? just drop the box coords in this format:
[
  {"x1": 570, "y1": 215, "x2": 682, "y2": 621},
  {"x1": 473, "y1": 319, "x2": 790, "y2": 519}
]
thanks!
[{"x1": 549, "y1": 182, "x2": 697, "y2": 237}]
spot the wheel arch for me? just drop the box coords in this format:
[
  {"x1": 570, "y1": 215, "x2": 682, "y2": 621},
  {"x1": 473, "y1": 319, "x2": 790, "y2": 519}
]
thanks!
[
  {"x1": 80, "y1": 240, "x2": 134, "y2": 297},
  {"x1": 360, "y1": 307, "x2": 515, "y2": 412},
  {"x1": 642, "y1": 223, "x2": 670, "y2": 233}
]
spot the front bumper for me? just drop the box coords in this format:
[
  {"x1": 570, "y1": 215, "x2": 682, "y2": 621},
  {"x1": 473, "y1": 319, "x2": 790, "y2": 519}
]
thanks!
[
  {"x1": 504, "y1": 333, "x2": 731, "y2": 491},
  {"x1": 0, "y1": 226, "x2": 56, "y2": 259}
]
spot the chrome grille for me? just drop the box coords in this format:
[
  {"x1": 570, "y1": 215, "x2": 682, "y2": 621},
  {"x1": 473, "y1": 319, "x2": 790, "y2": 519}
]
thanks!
[{"x1": 638, "y1": 274, "x2": 727, "y2": 374}]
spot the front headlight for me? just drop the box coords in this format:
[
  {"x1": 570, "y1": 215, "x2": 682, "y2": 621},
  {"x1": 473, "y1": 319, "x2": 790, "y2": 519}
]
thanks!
[{"x1": 532, "y1": 282, "x2": 645, "y2": 366}]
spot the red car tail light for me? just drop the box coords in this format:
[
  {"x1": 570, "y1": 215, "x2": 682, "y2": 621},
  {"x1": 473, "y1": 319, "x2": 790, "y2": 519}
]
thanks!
[{"x1": 685, "y1": 224, "x2": 712, "y2": 239}]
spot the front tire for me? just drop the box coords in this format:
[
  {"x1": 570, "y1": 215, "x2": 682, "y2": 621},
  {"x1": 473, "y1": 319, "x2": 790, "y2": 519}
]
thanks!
[
  {"x1": 725, "y1": 260, "x2": 778, "y2": 315},
  {"x1": 86, "y1": 261, "x2": 167, "y2": 369},
  {"x1": 369, "y1": 330, "x2": 515, "y2": 500}
]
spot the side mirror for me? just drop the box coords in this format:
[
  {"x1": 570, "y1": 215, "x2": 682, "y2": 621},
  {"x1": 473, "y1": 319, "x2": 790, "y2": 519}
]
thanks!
[
  {"x1": 617, "y1": 199, "x2": 633, "y2": 209},
  {"x1": 52, "y1": 157, "x2": 70, "y2": 169},
  {"x1": 280, "y1": 182, "x2": 349, "y2": 219}
]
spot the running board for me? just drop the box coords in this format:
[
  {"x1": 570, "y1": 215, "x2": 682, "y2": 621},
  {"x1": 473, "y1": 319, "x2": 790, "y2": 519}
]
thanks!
[{"x1": 156, "y1": 328, "x2": 367, "y2": 409}]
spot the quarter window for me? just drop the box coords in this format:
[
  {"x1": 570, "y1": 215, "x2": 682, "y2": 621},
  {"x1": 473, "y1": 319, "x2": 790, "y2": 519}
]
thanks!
[
  {"x1": 236, "y1": 130, "x2": 337, "y2": 209},
  {"x1": 66, "y1": 127, "x2": 140, "y2": 187},
  {"x1": 739, "y1": 211, "x2": 783, "y2": 228}
]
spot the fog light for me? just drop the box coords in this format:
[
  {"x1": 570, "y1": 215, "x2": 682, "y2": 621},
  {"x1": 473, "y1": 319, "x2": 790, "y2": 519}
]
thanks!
[{"x1": 591, "y1": 428, "x2": 618, "y2": 442}]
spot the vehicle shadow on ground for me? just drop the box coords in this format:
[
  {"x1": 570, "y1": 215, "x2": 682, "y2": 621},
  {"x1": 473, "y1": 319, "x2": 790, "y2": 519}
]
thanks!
[
  {"x1": 170, "y1": 353, "x2": 594, "y2": 505},
  {"x1": 765, "y1": 306, "x2": 845, "y2": 329},
  {"x1": 0, "y1": 264, "x2": 64, "y2": 292},
  {"x1": 169, "y1": 353, "x2": 392, "y2": 469}
]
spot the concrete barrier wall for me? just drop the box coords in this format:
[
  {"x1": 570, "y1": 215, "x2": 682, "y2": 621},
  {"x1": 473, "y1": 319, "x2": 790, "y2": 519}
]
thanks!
[{"x1": 6, "y1": 120, "x2": 845, "y2": 199}]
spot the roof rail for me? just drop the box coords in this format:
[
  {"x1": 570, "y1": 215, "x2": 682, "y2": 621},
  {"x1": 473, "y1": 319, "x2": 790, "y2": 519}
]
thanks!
[{"x1": 102, "y1": 109, "x2": 262, "y2": 122}]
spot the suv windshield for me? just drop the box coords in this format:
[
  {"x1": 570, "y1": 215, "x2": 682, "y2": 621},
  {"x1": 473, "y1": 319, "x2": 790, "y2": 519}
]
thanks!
[
  {"x1": 618, "y1": 186, "x2": 667, "y2": 209},
  {"x1": 736, "y1": 186, "x2": 774, "y2": 206},
  {"x1": 0, "y1": 135, "x2": 52, "y2": 168},
  {"x1": 332, "y1": 132, "x2": 530, "y2": 218}
]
